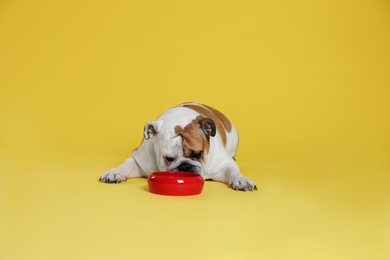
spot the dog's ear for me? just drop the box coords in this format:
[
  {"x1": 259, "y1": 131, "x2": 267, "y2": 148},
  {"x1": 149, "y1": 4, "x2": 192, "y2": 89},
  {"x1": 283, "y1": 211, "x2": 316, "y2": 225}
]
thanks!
[
  {"x1": 197, "y1": 116, "x2": 216, "y2": 138},
  {"x1": 144, "y1": 121, "x2": 160, "y2": 139}
]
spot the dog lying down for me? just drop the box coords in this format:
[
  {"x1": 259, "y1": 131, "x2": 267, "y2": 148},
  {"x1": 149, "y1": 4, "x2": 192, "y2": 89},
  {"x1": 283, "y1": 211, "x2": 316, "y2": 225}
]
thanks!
[{"x1": 99, "y1": 102, "x2": 257, "y2": 191}]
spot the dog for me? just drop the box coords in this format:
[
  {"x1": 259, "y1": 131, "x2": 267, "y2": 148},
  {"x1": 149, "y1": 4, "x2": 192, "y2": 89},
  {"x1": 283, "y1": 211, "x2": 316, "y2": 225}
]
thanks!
[{"x1": 99, "y1": 102, "x2": 257, "y2": 191}]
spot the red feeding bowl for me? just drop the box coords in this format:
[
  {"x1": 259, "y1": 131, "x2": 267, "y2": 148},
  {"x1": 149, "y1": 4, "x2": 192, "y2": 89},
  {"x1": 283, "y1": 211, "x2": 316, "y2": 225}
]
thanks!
[{"x1": 148, "y1": 171, "x2": 204, "y2": 196}]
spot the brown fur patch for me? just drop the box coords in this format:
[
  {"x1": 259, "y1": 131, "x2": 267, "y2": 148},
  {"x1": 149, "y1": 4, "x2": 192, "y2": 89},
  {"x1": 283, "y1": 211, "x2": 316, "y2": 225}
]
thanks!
[
  {"x1": 175, "y1": 117, "x2": 210, "y2": 162},
  {"x1": 182, "y1": 104, "x2": 232, "y2": 146}
]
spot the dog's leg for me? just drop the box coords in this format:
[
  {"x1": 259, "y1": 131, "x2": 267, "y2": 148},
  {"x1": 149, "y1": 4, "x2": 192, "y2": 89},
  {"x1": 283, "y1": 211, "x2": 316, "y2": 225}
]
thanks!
[
  {"x1": 211, "y1": 160, "x2": 257, "y2": 191},
  {"x1": 99, "y1": 157, "x2": 143, "y2": 183}
]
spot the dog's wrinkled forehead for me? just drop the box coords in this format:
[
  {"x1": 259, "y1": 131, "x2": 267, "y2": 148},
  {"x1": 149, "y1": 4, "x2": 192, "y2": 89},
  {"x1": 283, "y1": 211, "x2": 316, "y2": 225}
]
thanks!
[
  {"x1": 158, "y1": 129, "x2": 182, "y2": 152},
  {"x1": 144, "y1": 120, "x2": 181, "y2": 149}
]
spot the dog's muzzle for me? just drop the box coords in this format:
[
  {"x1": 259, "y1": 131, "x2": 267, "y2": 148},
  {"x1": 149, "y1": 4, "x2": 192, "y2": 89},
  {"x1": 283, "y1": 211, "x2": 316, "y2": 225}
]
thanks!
[{"x1": 176, "y1": 162, "x2": 198, "y2": 173}]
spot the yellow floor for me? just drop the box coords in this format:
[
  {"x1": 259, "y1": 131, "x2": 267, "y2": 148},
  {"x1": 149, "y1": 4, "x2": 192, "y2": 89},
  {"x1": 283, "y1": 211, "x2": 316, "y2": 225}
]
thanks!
[
  {"x1": 1, "y1": 150, "x2": 389, "y2": 259},
  {"x1": 1, "y1": 0, "x2": 390, "y2": 259}
]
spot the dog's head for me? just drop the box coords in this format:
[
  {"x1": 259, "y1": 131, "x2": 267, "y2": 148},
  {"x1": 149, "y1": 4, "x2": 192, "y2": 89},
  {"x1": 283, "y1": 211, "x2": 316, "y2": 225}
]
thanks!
[{"x1": 143, "y1": 115, "x2": 216, "y2": 176}]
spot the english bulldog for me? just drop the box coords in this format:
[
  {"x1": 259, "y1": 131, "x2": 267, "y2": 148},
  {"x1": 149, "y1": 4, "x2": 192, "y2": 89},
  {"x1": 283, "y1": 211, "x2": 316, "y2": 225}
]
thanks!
[{"x1": 99, "y1": 102, "x2": 257, "y2": 191}]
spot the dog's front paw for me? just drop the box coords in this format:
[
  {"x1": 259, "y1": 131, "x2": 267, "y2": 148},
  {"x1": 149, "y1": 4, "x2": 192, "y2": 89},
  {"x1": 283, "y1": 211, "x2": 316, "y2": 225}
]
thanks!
[
  {"x1": 229, "y1": 176, "x2": 257, "y2": 191},
  {"x1": 99, "y1": 169, "x2": 127, "y2": 183}
]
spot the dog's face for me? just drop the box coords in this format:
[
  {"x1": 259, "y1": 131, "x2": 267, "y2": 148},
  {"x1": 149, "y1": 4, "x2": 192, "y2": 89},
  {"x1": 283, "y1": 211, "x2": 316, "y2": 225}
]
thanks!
[{"x1": 143, "y1": 116, "x2": 216, "y2": 176}]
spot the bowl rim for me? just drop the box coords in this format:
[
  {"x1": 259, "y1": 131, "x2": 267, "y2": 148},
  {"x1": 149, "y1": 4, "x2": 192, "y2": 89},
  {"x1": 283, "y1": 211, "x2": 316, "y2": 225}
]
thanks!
[{"x1": 150, "y1": 171, "x2": 201, "y2": 178}]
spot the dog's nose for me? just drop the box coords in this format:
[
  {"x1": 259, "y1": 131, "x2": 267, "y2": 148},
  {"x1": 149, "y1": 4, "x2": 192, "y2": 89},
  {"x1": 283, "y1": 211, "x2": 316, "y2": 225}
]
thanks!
[{"x1": 177, "y1": 162, "x2": 194, "y2": 172}]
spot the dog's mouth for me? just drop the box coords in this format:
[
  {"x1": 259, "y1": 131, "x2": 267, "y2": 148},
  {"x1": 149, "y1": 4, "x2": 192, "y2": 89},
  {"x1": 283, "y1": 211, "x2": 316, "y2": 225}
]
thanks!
[
  {"x1": 175, "y1": 162, "x2": 197, "y2": 172},
  {"x1": 167, "y1": 158, "x2": 204, "y2": 177},
  {"x1": 171, "y1": 162, "x2": 203, "y2": 176}
]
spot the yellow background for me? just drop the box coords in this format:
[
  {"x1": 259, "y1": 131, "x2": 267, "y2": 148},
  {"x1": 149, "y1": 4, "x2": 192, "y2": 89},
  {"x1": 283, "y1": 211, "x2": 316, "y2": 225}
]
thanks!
[{"x1": 1, "y1": 0, "x2": 389, "y2": 259}]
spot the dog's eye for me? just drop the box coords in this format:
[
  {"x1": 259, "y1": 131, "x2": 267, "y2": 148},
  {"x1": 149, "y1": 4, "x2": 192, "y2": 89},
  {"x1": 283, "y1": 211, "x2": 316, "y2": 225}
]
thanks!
[
  {"x1": 165, "y1": 157, "x2": 175, "y2": 163},
  {"x1": 191, "y1": 151, "x2": 202, "y2": 160}
]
